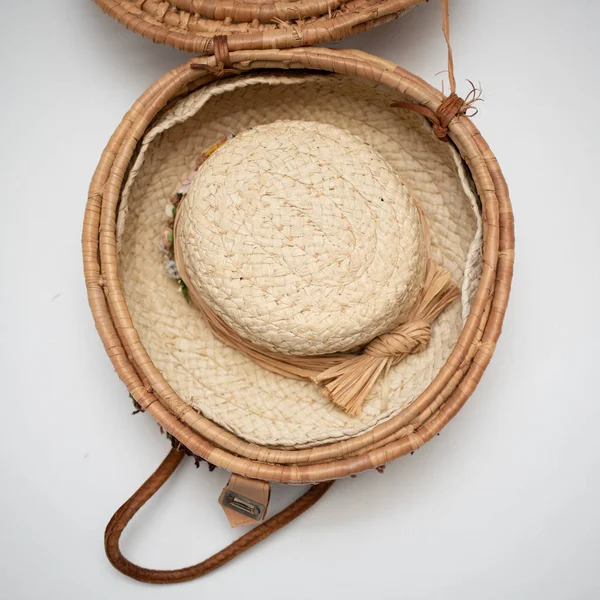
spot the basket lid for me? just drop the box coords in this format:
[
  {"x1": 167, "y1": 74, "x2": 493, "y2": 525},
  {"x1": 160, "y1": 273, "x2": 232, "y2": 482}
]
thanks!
[{"x1": 93, "y1": 0, "x2": 425, "y2": 54}]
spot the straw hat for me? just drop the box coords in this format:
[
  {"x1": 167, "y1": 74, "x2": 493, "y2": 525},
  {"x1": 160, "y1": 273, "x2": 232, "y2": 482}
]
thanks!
[{"x1": 115, "y1": 71, "x2": 483, "y2": 448}]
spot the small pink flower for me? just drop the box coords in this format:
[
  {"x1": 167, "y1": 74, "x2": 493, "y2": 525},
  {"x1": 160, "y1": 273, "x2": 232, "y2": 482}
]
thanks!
[{"x1": 162, "y1": 228, "x2": 173, "y2": 249}]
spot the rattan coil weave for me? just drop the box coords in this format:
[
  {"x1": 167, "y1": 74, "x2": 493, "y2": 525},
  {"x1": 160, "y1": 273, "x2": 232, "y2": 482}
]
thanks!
[
  {"x1": 83, "y1": 46, "x2": 514, "y2": 484},
  {"x1": 93, "y1": 0, "x2": 426, "y2": 53}
]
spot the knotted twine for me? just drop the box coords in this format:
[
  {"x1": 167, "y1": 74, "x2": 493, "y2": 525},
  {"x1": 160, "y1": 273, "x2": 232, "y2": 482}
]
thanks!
[{"x1": 392, "y1": 0, "x2": 482, "y2": 140}]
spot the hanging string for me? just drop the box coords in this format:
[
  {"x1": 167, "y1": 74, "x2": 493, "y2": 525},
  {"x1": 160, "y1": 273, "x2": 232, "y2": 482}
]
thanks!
[
  {"x1": 392, "y1": 0, "x2": 482, "y2": 142},
  {"x1": 441, "y1": 0, "x2": 456, "y2": 94}
]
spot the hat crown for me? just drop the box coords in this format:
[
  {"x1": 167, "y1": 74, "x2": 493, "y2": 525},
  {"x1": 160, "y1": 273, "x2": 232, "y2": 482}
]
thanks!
[{"x1": 176, "y1": 120, "x2": 426, "y2": 356}]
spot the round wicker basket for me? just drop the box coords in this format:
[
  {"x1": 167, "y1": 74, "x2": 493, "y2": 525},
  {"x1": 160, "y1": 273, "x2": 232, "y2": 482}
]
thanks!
[
  {"x1": 83, "y1": 46, "x2": 514, "y2": 485},
  {"x1": 93, "y1": 0, "x2": 426, "y2": 53}
]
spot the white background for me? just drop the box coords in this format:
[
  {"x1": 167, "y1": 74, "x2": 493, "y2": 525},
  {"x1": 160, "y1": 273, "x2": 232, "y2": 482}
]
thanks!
[{"x1": 1, "y1": 1, "x2": 599, "y2": 598}]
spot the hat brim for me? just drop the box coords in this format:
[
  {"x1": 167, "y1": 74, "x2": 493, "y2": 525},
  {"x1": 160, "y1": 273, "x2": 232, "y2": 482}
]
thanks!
[{"x1": 116, "y1": 73, "x2": 482, "y2": 448}]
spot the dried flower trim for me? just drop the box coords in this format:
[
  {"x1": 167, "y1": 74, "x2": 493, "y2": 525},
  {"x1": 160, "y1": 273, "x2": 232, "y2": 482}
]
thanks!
[{"x1": 159, "y1": 134, "x2": 234, "y2": 301}]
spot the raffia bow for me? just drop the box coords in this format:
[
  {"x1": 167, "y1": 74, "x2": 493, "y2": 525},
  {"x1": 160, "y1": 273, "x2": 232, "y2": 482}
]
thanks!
[{"x1": 313, "y1": 264, "x2": 458, "y2": 415}]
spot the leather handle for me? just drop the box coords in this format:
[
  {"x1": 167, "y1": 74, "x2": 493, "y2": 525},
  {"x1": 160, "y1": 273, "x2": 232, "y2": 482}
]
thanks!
[{"x1": 105, "y1": 449, "x2": 333, "y2": 584}]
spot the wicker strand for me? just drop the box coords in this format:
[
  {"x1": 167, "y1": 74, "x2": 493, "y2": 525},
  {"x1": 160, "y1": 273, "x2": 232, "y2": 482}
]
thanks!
[{"x1": 441, "y1": 0, "x2": 456, "y2": 95}]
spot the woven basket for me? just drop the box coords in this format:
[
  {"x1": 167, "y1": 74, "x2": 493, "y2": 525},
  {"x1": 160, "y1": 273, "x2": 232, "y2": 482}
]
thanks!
[
  {"x1": 85, "y1": 46, "x2": 513, "y2": 482},
  {"x1": 84, "y1": 1, "x2": 514, "y2": 585},
  {"x1": 94, "y1": 0, "x2": 426, "y2": 53}
]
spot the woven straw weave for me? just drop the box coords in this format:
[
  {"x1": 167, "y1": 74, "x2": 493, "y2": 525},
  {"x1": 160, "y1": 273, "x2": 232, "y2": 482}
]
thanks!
[
  {"x1": 116, "y1": 73, "x2": 482, "y2": 447},
  {"x1": 93, "y1": 0, "x2": 426, "y2": 53},
  {"x1": 178, "y1": 120, "x2": 427, "y2": 356}
]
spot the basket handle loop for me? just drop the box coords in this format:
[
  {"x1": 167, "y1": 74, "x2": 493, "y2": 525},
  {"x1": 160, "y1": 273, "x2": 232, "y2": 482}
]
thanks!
[{"x1": 105, "y1": 449, "x2": 333, "y2": 584}]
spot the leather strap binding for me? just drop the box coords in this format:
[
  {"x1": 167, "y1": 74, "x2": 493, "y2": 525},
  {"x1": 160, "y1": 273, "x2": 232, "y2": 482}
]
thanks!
[
  {"x1": 212, "y1": 35, "x2": 232, "y2": 69},
  {"x1": 105, "y1": 449, "x2": 334, "y2": 584}
]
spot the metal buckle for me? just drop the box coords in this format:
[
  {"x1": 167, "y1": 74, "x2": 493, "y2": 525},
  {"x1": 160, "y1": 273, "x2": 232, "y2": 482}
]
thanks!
[{"x1": 221, "y1": 490, "x2": 266, "y2": 521}]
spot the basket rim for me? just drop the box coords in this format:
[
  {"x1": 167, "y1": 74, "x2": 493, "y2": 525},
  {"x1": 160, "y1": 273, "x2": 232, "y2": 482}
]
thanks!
[
  {"x1": 82, "y1": 46, "x2": 514, "y2": 483},
  {"x1": 93, "y1": 0, "x2": 426, "y2": 54}
]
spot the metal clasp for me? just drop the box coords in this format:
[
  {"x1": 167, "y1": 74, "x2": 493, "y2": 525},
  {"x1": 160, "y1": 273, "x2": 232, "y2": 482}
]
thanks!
[
  {"x1": 218, "y1": 474, "x2": 271, "y2": 527},
  {"x1": 221, "y1": 490, "x2": 265, "y2": 521}
]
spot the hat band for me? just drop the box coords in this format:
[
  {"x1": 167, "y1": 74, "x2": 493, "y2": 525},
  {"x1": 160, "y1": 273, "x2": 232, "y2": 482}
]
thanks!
[{"x1": 162, "y1": 139, "x2": 459, "y2": 416}]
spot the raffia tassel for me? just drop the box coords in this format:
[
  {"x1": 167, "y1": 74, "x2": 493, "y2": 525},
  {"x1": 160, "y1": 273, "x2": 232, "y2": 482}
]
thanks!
[{"x1": 314, "y1": 262, "x2": 460, "y2": 415}]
